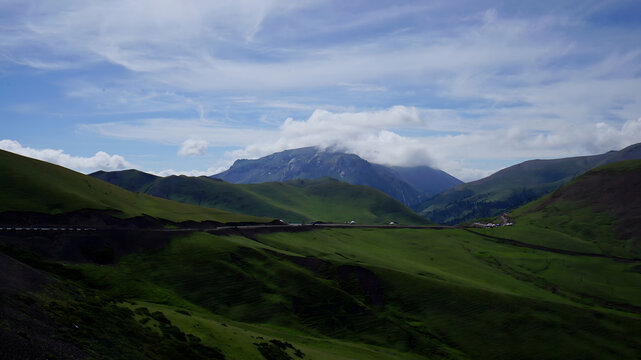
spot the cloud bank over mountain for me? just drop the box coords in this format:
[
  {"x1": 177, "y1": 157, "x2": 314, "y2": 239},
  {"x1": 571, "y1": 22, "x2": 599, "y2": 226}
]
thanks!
[{"x1": 81, "y1": 107, "x2": 641, "y2": 181}]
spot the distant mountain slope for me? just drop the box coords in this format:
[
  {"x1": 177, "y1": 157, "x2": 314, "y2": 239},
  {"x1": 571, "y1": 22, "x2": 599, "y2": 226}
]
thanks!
[
  {"x1": 503, "y1": 159, "x2": 641, "y2": 257},
  {"x1": 0, "y1": 150, "x2": 265, "y2": 224},
  {"x1": 419, "y1": 142, "x2": 641, "y2": 225},
  {"x1": 91, "y1": 170, "x2": 430, "y2": 225},
  {"x1": 92, "y1": 169, "x2": 159, "y2": 193},
  {"x1": 377, "y1": 164, "x2": 462, "y2": 197},
  {"x1": 211, "y1": 147, "x2": 461, "y2": 207}
]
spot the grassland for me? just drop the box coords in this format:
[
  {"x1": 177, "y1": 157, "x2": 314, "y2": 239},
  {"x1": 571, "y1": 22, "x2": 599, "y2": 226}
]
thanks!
[
  {"x1": 54, "y1": 227, "x2": 641, "y2": 359},
  {"x1": 3, "y1": 153, "x2": 641, "y2": 359},
  {"x1": 491, "y1": 159, "x2": 641, "y2": 258},
  {"x1": 0, "y1": 150, "x2": 268, "y2": 223}
]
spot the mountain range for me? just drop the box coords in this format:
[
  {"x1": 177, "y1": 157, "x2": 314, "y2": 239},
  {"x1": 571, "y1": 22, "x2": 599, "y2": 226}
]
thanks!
[
  {"x1": 3, "y1": 148, "x2": 641, "y2": 359},
  {"x1": 209, "y1": 144, "x2": 641, "y2": 225},
  {"x1": 4, "y1": 145, "x2": 641, "y2": 359},
  {"x1": 212, "y1": 147, "x2": 462, "y2": 208},
  {"x1": 417, "y1": 142, "x2": 641, "y2": 224}
]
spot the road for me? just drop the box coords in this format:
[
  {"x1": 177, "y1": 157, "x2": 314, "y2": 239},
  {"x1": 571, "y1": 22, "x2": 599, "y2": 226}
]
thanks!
[
  {"x1": 0, "y1": 226, "x2": 96, "y2": 231},
  {"x1": 465, "y1": 229, "x2": 641, "y2": 263},
  {"x1": 3, "y1": 223, "x2": 639, "y2": 263},
  {"x1": 0, "y1": 223, "x2": 457, "y2": 233}
]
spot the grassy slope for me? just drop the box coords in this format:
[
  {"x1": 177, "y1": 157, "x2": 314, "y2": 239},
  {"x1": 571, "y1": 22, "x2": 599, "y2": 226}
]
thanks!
[
  {"x1": 124, "y1": 301, "x2": 430, "y2": 360},
  {"x1": 0, "y1": 247, "x2": 229, "y2": 360},
  {"x1": 496, "y1": 159, "x2": 641, "y2": 257},
  {"x1": 92, "y1": 170, "x2": 429, "y2": 225},
  {"x1": 68, "y1": 228, "x2": 641, "y2": 359},
  {"x1": 255, "y1": 229, "x2": 641, "y2": 358},
  {"x1": 245, "y1": 178, "x2": 429, "y2": 224},
  {"x1": 3, "y1": 150, "x2": 641, "y2": 358},
  {"x1": 419, "y1": 143, "x2": 641, "y2": 225},
  {"x1": 0, "y1": 150, "x2": 267, "y2": 223},
  {"x1": 74, "y1": 231, "x2": 459, "y2": 360},
  {"x1": 418, "y1": 154, "x2": 608, "y2": 225}
]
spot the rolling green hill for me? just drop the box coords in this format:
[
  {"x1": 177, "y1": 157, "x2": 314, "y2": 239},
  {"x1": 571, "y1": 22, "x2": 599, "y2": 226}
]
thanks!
[
  {"x1": 419, "y1": 142, "x2": 641, "y2": 225},
  {"x1": 4, "y1": 226, "x2": 641, "y2": 359},
  {"x1": 3, "y1": 150, "x2": 641, "y2": 359},
  {"x1": 0, "y1": 149, "x2": 267, "y2": 224},
  {"x1": 495, "y1": 159, "x2": 641, "y2": 258},
  {"x1": 91, "y1": 170, "x2": 430, "y2": 225}
]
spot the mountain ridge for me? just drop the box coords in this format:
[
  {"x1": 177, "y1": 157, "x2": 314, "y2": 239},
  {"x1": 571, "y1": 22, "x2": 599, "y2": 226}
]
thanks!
[
  {"x1": 212, "y1": 147, "x2": 462, "y2": 208},
  {"x1": 91, "y1": 170, "x2": 431, "y2": 225},
  {"x1": 418, "y1": 142, "x2": 641, "y2": 225}
]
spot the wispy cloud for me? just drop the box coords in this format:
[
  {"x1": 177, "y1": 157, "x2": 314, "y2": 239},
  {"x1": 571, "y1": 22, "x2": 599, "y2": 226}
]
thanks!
[{"x1": 80, "y1": 118, "x2": 272, "y2": 147}]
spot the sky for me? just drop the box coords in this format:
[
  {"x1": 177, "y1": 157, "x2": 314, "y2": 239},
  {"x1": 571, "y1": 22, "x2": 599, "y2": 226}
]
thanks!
[{"x1": 1, "y1": 0, "x2": 640, "y2": 181}]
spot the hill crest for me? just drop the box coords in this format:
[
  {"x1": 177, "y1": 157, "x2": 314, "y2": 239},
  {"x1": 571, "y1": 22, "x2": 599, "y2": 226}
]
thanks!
[{"x1": 0, "y1": 149, "x2": 266, "y2": 224}]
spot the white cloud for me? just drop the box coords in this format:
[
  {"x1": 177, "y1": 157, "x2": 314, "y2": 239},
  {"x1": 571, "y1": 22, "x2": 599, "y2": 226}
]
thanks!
[
  {"x1": 0, "y1": 139, "x2": 132, "y2": 173},
  {"x1": 224, "y1": 110, "x2": 641, "y2": 181},
  {"x1": 154, "y1": 167, "x2": 226, "y2": 177},
  {"x1": 178, "y1": 138, "x2": 208, "y2": 156}
]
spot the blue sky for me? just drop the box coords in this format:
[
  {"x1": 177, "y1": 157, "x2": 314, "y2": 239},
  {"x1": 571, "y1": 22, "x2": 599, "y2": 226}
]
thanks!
[{"x1": 1, "y1": 0, "x2": 640, "y2": 181}]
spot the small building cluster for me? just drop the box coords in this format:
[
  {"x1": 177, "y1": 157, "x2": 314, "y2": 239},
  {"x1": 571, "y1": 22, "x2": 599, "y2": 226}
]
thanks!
[{"x1": 471, "y1": 222, "x2": 514, "y2": 228}]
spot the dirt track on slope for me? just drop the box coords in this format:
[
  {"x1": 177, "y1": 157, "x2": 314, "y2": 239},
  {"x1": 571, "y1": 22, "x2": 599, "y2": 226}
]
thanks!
[{"x1": 464, "y1": 229, "x2": 641, "y2": 263}]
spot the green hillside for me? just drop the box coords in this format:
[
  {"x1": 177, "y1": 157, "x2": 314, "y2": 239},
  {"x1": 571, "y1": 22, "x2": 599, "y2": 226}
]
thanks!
[
  {"x1": 494, "y1": 159, "x2": 641, "y2": 258},
  {"x1": 3, "y1": 151, "x2": 641, "y2": 359},
  {"x1": 92, "y1": 170, "x2": 430, "y2": 225},
  {"x1": 419, "y1": 142, "x2": 641, "y2": 225},
  {"x1": 4, "y1": 226, "x2": 640, "y2": 359},
  {"x1": 0, "y1": 150, "x2": 267, "y2": 223}
]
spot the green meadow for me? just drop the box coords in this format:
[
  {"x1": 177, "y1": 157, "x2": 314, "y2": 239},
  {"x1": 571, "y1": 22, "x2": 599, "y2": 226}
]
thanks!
[
  {"x1": 496, "y1": 159, "x2": 641, "y2": 258},
  {"x1": 66, "y1": 228, "x2": 641, "y2": 359}
]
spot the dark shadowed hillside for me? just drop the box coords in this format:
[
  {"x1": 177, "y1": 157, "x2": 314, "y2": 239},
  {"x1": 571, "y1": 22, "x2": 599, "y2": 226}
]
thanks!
[
  {"x1": 507, "y1": 159, "x2": 641, "y2": 257},
  {"x1": 378, "y1": 164, "x2": 462, "y2": 197}
]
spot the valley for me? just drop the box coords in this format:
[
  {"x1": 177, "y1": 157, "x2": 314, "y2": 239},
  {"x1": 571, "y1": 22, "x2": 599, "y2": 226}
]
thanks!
[{"x1": 1, "y1": 149, "x2": 641, "y2": 359}]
